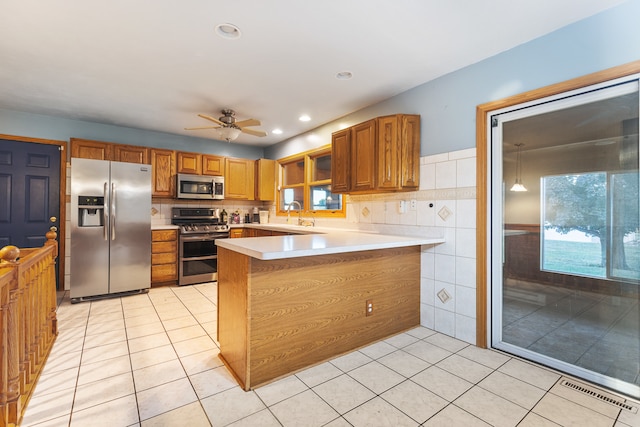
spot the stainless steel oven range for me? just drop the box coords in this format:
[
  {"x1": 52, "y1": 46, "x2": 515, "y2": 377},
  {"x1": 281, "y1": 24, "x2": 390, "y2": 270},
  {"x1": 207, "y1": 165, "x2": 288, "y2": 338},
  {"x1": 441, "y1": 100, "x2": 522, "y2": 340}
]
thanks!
[{"x1": 171, "y1": 208, "x2": 229, "y2": 286}]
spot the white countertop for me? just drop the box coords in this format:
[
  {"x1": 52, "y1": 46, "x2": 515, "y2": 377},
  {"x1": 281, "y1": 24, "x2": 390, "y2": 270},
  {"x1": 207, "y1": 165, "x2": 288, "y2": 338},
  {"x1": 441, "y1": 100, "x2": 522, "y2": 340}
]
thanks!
[
  {"x1": 216, "y1": 226, "x2": 444, "y2": 260},
  {"x1": 151, "y1": 224, "x2": 180, "y2": 230}
]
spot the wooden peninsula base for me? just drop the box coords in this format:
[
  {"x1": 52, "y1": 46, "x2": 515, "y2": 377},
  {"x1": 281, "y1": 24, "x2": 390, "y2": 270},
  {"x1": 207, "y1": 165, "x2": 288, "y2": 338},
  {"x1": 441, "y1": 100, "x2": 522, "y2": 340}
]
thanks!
[{"x1": 217, "y1": 245, "x2": 421, "y2": 390}]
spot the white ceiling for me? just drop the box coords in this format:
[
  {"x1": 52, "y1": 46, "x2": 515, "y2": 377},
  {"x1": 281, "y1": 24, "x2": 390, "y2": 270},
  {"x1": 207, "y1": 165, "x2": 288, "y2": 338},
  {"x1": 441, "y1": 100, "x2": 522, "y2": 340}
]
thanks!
[{"x1": 0, "y1": 0, "x2": 626, "y2": 147}]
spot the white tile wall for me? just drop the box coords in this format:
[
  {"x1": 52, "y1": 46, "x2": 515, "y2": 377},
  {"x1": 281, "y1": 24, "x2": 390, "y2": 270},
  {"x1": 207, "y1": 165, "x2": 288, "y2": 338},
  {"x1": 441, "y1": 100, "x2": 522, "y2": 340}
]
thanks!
[
  {"x1": 435, "y1": 161, "x2": 457, "y2": 189},
  {"x1": 342, "y1": 148, "x2": 478, "y2": 344},
  {"x1": 434, "y1": 254, "x2": 456, "y2": 284},
  {"x1": 434, "y1": 309, "x2": 455, "y2": 336}
]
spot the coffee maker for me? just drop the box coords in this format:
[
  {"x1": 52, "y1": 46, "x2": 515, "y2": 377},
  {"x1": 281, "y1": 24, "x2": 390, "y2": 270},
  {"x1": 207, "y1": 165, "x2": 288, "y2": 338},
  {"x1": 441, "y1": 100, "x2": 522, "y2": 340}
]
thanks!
[{"x1": 252, "y1": 207, "x2": 260, "y2": 223}]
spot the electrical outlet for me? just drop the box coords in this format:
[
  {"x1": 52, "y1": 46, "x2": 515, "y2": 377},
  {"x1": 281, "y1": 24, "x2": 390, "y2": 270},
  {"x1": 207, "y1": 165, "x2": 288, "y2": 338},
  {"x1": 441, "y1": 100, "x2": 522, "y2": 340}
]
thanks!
[
  {"x1": 366, "y1": 300, "x2": 374, "y2": 316},
  {"x1": 410, "y1": 199, "x2": 417, "y2": 211},
  {"x1": 398, "y1": 200, "x2": 406, "y2": 214}
]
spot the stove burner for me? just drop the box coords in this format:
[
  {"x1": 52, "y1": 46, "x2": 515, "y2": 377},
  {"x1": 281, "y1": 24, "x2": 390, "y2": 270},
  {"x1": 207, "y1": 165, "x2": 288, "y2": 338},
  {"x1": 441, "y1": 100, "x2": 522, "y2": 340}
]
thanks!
[{"x1": 171, "y1": 207, "x2": 229, "y2": 235}]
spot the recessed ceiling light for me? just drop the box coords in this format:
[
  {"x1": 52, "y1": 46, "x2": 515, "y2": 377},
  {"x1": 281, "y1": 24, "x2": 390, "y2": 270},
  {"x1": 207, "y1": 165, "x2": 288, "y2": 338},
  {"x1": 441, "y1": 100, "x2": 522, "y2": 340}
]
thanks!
[
  {"x1": 272, "y1": 128, "x2": 283, "y2": 135},
  {"x1": 336, "y1": 71, "x2": 353, "y2": 80},
  {"x1": 215, "y1": 23, "x2": 241, "y2": 39},
  {"x1": 299, "y1": 115, "x2": 311, "y2": 122}
]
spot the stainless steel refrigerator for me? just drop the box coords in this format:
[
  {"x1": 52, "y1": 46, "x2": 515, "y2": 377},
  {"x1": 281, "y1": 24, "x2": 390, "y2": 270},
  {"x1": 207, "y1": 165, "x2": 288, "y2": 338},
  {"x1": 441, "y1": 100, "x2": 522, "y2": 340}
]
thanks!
[{"x1": 70, "y1": 158, "x2": 151, "y2": 301}]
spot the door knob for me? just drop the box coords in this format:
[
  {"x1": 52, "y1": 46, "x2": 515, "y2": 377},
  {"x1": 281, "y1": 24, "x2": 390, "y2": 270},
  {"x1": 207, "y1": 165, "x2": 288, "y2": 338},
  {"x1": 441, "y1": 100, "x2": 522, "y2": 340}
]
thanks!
[
  {"x1": 50, "y1": 216, "x2": 57, "y2": 223},
  {"x1": 50, "y1": 226, "x2": 58, "y2": 232}
]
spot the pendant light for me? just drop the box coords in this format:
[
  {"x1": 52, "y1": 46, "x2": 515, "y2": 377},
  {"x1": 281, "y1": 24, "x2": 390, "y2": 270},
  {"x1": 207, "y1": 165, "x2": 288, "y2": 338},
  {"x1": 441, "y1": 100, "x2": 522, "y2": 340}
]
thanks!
[{"x1": 510, "y1": 143, "x2": 527, "y2": 192}]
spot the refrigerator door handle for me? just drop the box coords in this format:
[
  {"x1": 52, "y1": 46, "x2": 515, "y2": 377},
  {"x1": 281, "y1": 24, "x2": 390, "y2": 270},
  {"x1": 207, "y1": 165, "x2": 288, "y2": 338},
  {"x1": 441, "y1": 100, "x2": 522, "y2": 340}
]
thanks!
[
  {"x1": 103, "y1": 182, "x2": 109, "y2": 241},
  {"x1": 111, "y1": 183, "x2": 116, "y2": 240}
]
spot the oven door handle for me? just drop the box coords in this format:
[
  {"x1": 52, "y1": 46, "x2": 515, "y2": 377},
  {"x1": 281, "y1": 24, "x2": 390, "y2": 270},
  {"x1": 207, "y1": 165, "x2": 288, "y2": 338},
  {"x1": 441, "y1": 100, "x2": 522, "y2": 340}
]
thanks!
[{"x1": 180, "y1": 234, "x2": 229, "y2": 242}]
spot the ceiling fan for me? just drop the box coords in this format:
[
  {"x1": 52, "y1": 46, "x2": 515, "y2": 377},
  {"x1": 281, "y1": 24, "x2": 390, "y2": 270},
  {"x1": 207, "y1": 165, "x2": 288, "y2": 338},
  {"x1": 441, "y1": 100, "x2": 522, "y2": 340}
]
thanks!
[{"x1": 184, "y1": 109, "x2": 267, "y2": 142}]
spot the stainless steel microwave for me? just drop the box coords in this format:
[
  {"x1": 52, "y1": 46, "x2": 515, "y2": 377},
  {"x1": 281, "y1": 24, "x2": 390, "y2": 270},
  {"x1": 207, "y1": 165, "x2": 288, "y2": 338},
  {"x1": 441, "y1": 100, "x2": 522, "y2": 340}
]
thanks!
[{"x1": 176, "y1": 174, "x2": 224, "y2": 200}]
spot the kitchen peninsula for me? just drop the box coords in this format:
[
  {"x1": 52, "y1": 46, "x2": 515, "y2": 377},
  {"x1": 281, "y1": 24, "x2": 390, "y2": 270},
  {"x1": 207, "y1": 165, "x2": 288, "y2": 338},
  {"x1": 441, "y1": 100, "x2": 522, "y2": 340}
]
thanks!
[{"x1": 215, "y1": 228, "x2": 443, "y2": 390}]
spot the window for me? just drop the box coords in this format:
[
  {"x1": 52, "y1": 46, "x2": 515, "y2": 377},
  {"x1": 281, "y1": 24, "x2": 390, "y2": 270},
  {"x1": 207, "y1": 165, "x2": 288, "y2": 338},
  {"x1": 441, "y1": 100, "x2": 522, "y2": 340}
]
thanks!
[
  {"x1": 542, "y1": 171, "x2": 639, "y2": 281},
  {"x1": 277, "y1": 145, "x2": 345, "y2": 218}
]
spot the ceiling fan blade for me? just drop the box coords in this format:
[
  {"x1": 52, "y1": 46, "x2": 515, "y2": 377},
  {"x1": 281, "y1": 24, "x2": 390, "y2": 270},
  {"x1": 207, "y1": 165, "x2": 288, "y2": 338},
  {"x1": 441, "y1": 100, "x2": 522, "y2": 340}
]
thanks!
[
  {"x1": 184, "y1": 126, "x2": 220, "y2": 130},
  {"x1": 235, "y1": 118, "x2": 261, "y2": 128},
  {"x1": 198, "y1": 114, "x2": 225, "y2": 126},
  {"x1": 241, "y1": 127, "x2": 267, "y2": 137}
]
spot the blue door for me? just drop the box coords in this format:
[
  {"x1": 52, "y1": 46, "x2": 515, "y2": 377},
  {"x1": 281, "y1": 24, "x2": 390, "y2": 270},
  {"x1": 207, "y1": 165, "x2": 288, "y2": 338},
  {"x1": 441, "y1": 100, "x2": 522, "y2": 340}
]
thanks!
[{"x1": 0, "y1": 139, "x2": 61, "y2": 285}]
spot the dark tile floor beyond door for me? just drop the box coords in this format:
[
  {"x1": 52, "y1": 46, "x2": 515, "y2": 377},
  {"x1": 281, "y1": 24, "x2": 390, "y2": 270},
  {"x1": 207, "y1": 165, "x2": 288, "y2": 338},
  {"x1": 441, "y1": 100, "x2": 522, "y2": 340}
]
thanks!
[{"x1": 503, "y1": 279, "x2": 640, "y2": 387}]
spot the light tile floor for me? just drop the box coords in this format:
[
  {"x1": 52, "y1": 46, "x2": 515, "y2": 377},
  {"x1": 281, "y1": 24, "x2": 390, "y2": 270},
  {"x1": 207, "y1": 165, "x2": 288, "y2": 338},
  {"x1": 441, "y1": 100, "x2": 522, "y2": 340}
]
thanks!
[{"x1": 21, "y1": 283, "x2": 640, "y2": 427}]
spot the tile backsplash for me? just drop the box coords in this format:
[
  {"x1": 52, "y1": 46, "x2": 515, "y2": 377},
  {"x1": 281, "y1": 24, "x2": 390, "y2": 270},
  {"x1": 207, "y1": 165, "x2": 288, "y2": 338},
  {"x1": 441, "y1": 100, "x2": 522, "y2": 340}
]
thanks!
[{"x1": 347, "y1": 148, "x2": 477, "y2": 344}]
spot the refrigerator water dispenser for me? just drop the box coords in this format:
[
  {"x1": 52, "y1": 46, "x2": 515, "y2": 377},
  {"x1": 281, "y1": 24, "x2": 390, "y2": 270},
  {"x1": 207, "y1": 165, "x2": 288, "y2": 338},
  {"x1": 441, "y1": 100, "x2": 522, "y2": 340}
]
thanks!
[{"x1": 78, "y1": 196, "x2": 104, "y2": 227}]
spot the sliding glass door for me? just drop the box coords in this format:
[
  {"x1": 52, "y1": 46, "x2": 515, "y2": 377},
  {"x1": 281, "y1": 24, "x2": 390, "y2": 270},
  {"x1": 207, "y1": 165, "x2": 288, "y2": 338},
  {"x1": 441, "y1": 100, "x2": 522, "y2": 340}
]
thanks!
[{"x1": 491, "y1": 77, "x2": 639, "y2": 398}]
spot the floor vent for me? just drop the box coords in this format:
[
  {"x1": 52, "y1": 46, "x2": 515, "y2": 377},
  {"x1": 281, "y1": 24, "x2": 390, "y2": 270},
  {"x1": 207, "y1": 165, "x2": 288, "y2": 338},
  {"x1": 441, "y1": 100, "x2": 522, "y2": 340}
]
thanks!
[{"x1": 561, "y1": 379, "x2": 638, "y2": 413}]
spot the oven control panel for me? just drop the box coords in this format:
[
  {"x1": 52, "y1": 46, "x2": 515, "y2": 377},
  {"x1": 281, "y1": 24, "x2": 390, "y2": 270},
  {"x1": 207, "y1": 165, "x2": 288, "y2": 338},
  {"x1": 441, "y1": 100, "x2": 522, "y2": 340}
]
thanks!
[{"x1": 179, "y1": 223, "x2": 229, "y2": 234}]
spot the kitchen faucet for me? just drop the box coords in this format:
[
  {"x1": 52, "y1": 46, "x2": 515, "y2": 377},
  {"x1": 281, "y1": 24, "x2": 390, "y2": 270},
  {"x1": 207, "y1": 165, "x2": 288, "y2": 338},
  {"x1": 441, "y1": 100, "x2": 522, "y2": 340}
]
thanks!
[{"x1": 287, "y1": 201, "x2": 302, "y2": 225}]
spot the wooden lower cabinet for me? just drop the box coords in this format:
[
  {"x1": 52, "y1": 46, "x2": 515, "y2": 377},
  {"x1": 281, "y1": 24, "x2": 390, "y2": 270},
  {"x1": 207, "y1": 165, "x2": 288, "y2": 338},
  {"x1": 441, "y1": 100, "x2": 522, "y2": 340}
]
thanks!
[
  {"x1": 151, "y1": 229, "x2": 178, "y2": 286},
  {"x1": 231, "y1": 228, "x2": 290, "y2": 238},
  {"x1": 244, "y1": 228, "x2": 274, "y2": 237},
  {"x1": 229, "y1": 228, "x2": 245, "y2": 238},
  {"x1": 217, "y1": 245, "x2": 420, "y2": 390}
]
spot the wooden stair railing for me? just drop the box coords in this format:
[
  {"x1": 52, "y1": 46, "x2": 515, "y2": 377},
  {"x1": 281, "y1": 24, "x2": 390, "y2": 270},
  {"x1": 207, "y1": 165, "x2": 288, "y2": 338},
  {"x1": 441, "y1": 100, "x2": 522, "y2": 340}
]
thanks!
[{"x1": 0, "y1": 229, "x2": 59, "y2": 427}]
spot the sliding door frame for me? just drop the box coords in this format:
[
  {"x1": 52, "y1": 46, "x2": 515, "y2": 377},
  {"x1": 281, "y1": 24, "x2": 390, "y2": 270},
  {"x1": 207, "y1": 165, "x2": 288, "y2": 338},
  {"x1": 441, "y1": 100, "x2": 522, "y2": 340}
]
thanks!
[{"x1": 475, "y1": 59, "x2": 640, "y2": 349}]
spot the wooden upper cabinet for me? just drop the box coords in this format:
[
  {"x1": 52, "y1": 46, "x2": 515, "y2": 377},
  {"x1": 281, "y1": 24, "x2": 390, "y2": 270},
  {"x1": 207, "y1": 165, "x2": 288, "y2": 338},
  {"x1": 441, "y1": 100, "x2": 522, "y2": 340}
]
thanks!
[
  {"x1": 113, "y1": 144, "x2": 150, "y2": 164},
  {"x1": 151, "y1": 149, "x2": 176, "y2": 197},
  {"x1": 331, "y1": 114, "x2": 420, "y2": 194},
  {"x1": 255, "y1": 158, "x2": 276, "y2": 201},
  {"x1": 351, "y1": 119, "x2": 377, "y2": 192},
  {"x1": 330, "y1": 128, "x2": 350, "y2": 193},
  {"x1": 178, "y1": 152, "x2": 224, "y2": 176},
  {"x1": 376, "y1": 115, "x2": 400, "y2": 190},
  {"x1": 399, "y1": 114, "x2": 420, "y2": 189},
  {"x1": 71, "y1": 138, "x2": 150, "y2": 164},
  {"x1": 203, "y1": 154, "x2": 224, "y2": 176},
  {"x1": 177, "y1": 151, "x2": 202, "y2": 175},
  {"x1": 225, "y1": 157, "x2": 255, "y2": 200},
  {"x1": 70, "y1": 138, "x2": 112, "y2": 160}
]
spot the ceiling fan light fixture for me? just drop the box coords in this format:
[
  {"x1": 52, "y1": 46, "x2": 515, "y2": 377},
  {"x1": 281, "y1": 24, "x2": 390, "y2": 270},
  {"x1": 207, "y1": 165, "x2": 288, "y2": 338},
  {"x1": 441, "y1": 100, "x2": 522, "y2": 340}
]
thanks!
[
  {"x1": 217, "y1": 127, "x2": 242, "y2": 142},
  {"x1": 215, "y1": 23, "x2": 241, "y2": 39}
]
